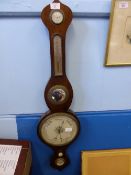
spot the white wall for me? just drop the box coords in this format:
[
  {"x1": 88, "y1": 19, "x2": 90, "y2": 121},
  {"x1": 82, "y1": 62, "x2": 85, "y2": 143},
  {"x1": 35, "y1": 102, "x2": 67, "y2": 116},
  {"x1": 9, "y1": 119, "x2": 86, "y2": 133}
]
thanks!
[{"x1": 1, "y1": 0, "x2": 131, "y2": 115}]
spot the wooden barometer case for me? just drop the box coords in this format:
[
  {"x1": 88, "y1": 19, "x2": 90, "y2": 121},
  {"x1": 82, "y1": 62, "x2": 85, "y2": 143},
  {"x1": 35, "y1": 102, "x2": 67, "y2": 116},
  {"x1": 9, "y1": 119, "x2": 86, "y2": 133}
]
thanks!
[{"x1": 38, "y1": 0, "x2": 80, "y2": 170}]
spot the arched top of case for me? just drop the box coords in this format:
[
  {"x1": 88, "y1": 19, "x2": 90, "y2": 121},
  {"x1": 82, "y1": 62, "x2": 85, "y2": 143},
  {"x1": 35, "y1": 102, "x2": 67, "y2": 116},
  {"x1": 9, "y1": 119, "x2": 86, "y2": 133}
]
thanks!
[{"x1": 41, "y1": 0, "x2": 72, "y2": 35}]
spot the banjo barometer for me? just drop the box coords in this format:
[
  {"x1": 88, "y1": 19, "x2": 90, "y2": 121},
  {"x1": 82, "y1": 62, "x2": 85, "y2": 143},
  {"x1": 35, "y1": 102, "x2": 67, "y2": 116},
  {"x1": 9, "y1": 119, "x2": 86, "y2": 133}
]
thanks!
[{"x1": 38, "y1": 0, "x2": 80, "y2": 170}]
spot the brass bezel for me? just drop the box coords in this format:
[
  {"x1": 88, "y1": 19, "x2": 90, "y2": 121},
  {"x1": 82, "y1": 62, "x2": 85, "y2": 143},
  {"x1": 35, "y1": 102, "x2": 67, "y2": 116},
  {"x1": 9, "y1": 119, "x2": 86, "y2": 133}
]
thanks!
[
  {"x1": 50, "y1": 10, "x2": 65, "y2": 25},
  {"x1": 38, "y1": 112, "x2": 80, "y2": 147}
]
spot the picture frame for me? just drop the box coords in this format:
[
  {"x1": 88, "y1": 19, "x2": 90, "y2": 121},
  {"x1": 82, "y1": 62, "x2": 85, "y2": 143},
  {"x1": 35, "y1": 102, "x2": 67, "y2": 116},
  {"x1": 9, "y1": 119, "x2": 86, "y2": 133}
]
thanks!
[
  {"x1": 82, "y1": 149, "x2": 131, "y2": 175},
  {"x1": 105, "y1": 0, "x2": 131, "y2": 66}
]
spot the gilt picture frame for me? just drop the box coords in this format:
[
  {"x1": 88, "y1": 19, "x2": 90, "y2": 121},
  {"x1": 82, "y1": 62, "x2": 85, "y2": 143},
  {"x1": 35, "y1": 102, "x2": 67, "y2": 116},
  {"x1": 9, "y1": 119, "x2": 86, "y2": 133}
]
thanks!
[
  {"x1": 105, "y1": 0, "x2": 131, "y2": 66},
  {"x1": 82, "y1": 149, "x2": 131, "y2": 175}
]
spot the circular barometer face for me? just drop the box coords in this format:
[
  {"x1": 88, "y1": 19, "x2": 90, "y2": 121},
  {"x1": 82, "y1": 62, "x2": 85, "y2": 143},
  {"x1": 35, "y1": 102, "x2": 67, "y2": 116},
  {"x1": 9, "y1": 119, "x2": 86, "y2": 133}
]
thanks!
[
  {"x1": 51, "y1": 10, "x2": 64, "y2": 24},
  {"x1": 39, "y1": 113, "x2": 79, "y2": 146}
]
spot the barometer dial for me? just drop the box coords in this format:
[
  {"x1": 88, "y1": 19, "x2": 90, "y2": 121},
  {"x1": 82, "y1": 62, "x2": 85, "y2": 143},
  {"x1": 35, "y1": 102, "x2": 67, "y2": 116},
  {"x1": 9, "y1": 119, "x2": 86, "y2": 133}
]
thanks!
[{"x1": 38, "y1": 113, "x2": 79, "y2": 146}]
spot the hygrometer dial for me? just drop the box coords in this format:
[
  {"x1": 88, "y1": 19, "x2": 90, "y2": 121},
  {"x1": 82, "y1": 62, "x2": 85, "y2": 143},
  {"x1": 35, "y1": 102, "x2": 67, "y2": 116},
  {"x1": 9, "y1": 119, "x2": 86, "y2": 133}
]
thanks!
[{"x1": 50, "y1": 10, "x2": 64, "y2": 24}]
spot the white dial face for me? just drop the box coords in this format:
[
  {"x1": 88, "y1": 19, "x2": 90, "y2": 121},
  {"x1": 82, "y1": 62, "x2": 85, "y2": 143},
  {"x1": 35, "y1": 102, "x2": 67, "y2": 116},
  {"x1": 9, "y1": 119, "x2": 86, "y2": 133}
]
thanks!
[
  {"x1": 39, "y1": 113, "x2": 79, "y2": 146},
  {"x1": 51, "y1": 10, "x2": 64, "y2": 24}
]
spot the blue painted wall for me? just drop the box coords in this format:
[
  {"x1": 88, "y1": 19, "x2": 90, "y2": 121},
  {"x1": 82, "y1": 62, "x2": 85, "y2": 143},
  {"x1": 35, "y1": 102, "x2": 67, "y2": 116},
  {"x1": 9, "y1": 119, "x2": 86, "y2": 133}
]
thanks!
[{"x1": 16, "y1": 111, "x2": 131, "y2": 175}]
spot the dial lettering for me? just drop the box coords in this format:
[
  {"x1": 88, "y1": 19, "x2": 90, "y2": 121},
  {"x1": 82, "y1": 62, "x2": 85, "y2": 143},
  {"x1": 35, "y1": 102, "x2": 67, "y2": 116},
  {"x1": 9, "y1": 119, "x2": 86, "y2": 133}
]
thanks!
[{"x1": 39, "y1": 113, "x2": 79, "y2": 146}]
